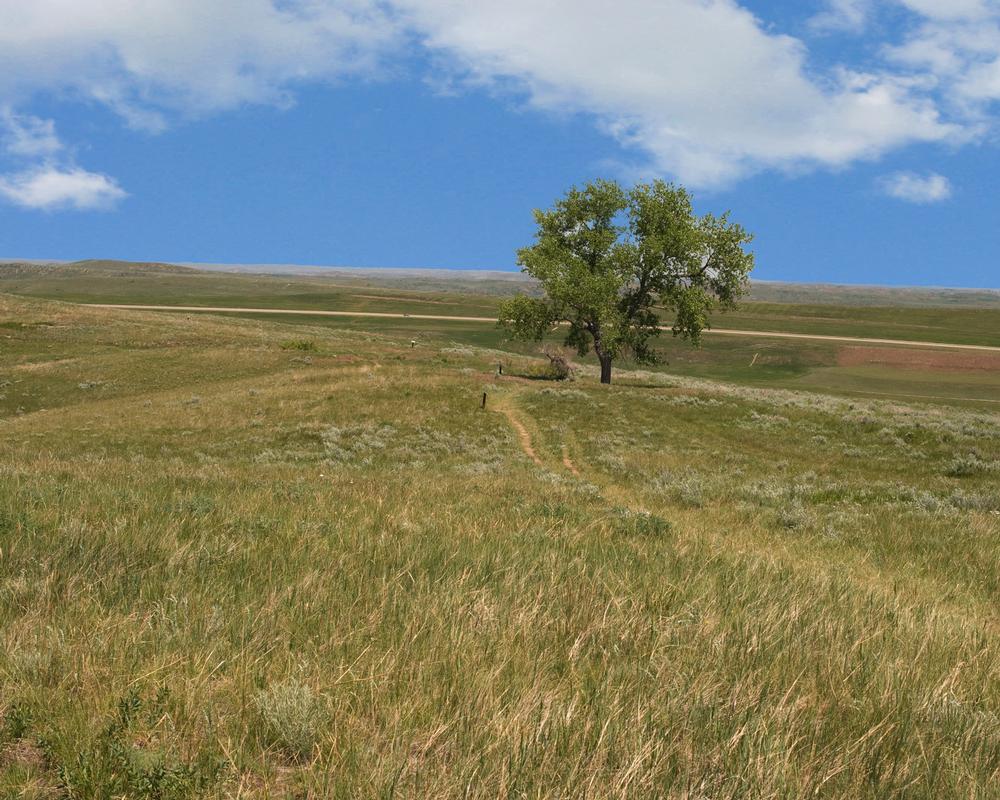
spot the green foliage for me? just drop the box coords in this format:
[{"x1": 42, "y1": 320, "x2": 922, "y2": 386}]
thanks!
[
  {"x1": 3, "y1": 703, "x2": 34, "y2": 741},
  {"x1": 54, "y1": 689, "x2": 223, "y2": 800},
  {"x1": 280, "y1": 339, "x2": 317, "y2": 352},
  {"x1": 499, "y1": 179, "x2": 754, "y2": 382}
]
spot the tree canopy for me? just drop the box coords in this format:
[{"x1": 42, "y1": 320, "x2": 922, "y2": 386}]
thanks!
[{"x1": 498, "y1": 179, "x2": 754, "y2": 383}]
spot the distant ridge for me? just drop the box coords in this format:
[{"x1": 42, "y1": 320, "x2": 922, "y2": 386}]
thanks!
[
  {"x1": 2, "y1": 258, "x2": 998, "y2": 307},
  {"x1": 182, "y1": 263, "x2": 532, "y2": 282},
  {"x1": 747, "y1": 280, "x2": 1000, "y2": 308},
  {"x1": 0, "y1": 259, "x2": 200, "y2": 276}
]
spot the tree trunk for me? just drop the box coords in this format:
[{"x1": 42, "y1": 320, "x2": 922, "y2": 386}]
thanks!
[
  {"x1": 599, "y1": 354, "x2": 612, "y2": 384},
  {"x1": 593, "y1": 325, "x2": 612, "y2": 385}
]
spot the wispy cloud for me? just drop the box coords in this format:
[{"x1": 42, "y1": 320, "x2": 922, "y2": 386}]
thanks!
[
  {"x1": 808, "y1": 0, "x2": 871, "y2": 33},
  {"x1": 1, "y1": 109, "x2": 63, "y2": 157},
  {"x1": 878, "y1": 171, "x2": 953, "y2": 203}
]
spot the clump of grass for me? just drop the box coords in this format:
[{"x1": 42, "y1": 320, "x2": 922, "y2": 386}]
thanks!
[
  {"x1": 944, "y1": 453, "x2": 996, "y2": 477},
  {"x1": 538, "y1": 387, "x2": 590, "y2": 401},
  {"x1": 3, "y1": 703, "x2": 33, "y2": 741},
  {"x1": 255, "y1": 679, "x2": 329, "y2": 761},
  {"x1": 609, "y1": 507, "x2": 672, "y2": 537},
  {"x1": 321, "y1": 423, "x2": 397, "y2": 464},
  {"x1": 774, "y1": 500, "x2": 811, "y2": 530},
  {"x1": 280, "y1": 339, "x2": 317, "y2": 352}
]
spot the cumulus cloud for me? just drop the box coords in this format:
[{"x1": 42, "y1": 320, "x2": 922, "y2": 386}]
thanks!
[
  {"x1": 0, "y1": 109, "x2": 126, "y2": 211},
  {"x1": 878, "y1": 171, "x2": 953, "y2": 203},
  {"x1": 0, "y1": 0, "x2": 998, "y2": 195},
  {"x1": 0, "y1": 0, "x2": 399, "y2": 127},
  {"x1": 0, "y1": 0, "x2": 401, "y2": 211},
  {"x1": 0, "y1": 166, "x2": 127, "y2": 211},
  {"x1": 393, "y1": 0, "x2": 958, "y2": 185}
]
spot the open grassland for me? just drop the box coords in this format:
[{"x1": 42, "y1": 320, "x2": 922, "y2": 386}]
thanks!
[
  {"x1": 1, "y1": 291, "x2": 998, "y2": 798},
  {"x1": 3, "y1": 261, "x2": 1000, "y2": 411},
  {"x1": 3, "y1": 261, "x2": 1000, "y2": 347}
]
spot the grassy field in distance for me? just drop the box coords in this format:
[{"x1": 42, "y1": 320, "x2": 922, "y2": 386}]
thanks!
[
  {"x1": 3, "y1": 260, "x2": 999, "y2": 410},
  {"x1": 1, "y1": 278, "x2": 999, "y2": 797},
  {"x1": 3, "y1": 260, "x2": 1000, "y2": 348}
]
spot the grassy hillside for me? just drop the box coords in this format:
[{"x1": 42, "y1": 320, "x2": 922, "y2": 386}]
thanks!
[{"x1": 1, "y1": 292, "x2": 998, "y2": 798}]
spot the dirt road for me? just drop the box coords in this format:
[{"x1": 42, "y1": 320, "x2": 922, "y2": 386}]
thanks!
[{"x1": 86, "y1": 303, "x2": 1000, "y2": 353}]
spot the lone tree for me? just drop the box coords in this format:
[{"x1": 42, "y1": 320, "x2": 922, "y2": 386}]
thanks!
[{"x1": 498, "y1": 179, "x2": 754, "y2": 384}]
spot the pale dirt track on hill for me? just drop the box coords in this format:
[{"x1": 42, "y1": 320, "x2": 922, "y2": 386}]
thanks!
[
  {"x1": 494, "y1": 398, "x2": 542, "y2": 467},
  {"x1": 86, "y1": 303, "x2": 1000, "y2": 353}
]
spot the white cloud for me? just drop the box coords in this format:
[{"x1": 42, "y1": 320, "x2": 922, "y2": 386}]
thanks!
[
  {"x1": 885, "y1": 2, "x2": 1000, "y2": 111},
  {"x1": 0, "y1": 166, "x2": 126, "y2": 211},
  {"x1": 809, "y1": 0, "x2": 872, "y2": 33},
  {"x1": 896, "y1": 1, "x2": 995, "y2": 22},
  {"x1": 0, "y1": 166, "x2": 127, "y2": 211},
  {"x1": 0, "y1": 1, "x2": 395, "y2": 211},
  {"x1": 1, "y1": 109, "x2": 63, "y2": 157},
  {"x1": 0, "y1": 0, "x2": 996, "y2": 193},
  {"x1": 0, "y1": 109, "x2": 126, "y2": 211},
  {"x1": 0, "y1": 0, "x2": 399, "y2": 126},
  {"x1": 878, "y1": 171, "x2": 953, "y2": 202},
  {"x1": 392, "y1": 0, "x2": 958, "y2": 185}
]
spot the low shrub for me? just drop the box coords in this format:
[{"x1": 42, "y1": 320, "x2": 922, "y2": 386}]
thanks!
[
  {"x1": 255, "y1": 679, "x2": 329, "y2": 761},
  {"x1": 610, "y1": 507, "x2": 672, "y2": 537},
  {"x1": 944, "y1": 453, "x2": 996, "y2": 477},
  {"x1": 280, "y1": 339, "x2": 317, "y2": 352}
]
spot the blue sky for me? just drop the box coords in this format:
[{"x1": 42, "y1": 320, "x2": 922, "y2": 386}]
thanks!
[{"x1": 1, "y1": 0, "x2": 999, "y2": 287}]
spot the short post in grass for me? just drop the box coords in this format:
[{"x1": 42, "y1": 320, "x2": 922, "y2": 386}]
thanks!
[
  {"x1": 481, "y1": 392, "x2": 487, "y2": 410},
  {"x1": 497, "y1": 361, "x2": 503, "y2": 376}
]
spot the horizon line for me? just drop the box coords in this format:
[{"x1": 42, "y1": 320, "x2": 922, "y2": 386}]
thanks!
[{"x1": 2, "y1": 257, "x2": 998, "y2": 293}]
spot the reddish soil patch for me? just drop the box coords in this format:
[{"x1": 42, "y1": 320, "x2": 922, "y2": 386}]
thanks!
[{"x1": 837, "y1": 346, "x2": 1000, "y2": 372}]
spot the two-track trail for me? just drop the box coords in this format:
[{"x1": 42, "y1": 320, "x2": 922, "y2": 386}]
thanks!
[
  {"x1": 561, "y1": 444, "x2": 581, "y2": 477},
  {"x1": 494, "y1": 390, "x2": 580, "y2": 475},
  {"x1": 496, "y1": 397, "x2": 543, "y2": 467}
]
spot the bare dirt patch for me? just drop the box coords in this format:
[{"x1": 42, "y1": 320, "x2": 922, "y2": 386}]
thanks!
[
  {"x1": 837, "y1": 346, "x2": 1000, "y2": 372},
  {"x1": 14, "y1": 357, "x2": 81, "y2": 372}
]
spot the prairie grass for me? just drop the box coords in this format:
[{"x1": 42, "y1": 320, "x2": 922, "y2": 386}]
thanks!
[{"x1": 0, "y1": 292, "x2": 998, "y2": 798}]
